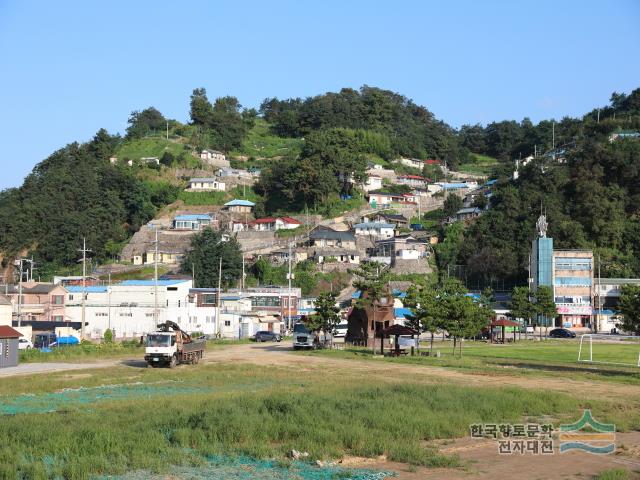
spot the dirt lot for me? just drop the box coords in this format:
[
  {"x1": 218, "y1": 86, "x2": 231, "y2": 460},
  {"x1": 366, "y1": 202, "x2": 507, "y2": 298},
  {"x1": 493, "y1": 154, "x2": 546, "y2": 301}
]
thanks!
[{"x1": 3, "y1": 342, "x2": 640, "y2": 479}]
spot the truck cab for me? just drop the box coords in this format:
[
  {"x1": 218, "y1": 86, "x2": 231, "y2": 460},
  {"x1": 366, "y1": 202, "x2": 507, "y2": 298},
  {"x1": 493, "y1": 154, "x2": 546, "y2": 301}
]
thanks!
[
  {"x1": 292, "y1": 322, "x2": 318, "y2": 350},
  {"x1": 145, "y1": 332, "x2": 178, "y2": 365}
]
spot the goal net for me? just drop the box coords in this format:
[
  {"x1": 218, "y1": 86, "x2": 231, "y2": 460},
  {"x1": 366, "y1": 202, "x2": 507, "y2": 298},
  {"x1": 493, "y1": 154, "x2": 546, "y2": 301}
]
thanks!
[{"x1": 578, "y1": 334, "x2": 640, "y2": 367}]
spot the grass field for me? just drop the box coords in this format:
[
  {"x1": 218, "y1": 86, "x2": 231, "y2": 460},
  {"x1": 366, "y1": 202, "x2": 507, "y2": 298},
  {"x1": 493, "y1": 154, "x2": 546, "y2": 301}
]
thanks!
[
  {"x1": 1, "y1": 359, "x2": 628, "y2": 480},
  {"x1": 117, "y1": 138, "x2": 199, "y2": 166},
  {"x1": 457, "y1": 153, "x2": 499, "y2": 176},
  {"x1": 229, "y1": 119, "x2": 303, "y2": 160},
  {"x1": 305, "y1": 339, "x2": 640, "y2": 386}
]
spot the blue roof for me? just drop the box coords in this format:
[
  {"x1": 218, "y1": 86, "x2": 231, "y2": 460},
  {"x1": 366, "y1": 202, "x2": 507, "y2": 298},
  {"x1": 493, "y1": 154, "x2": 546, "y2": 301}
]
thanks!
[
  {"x1": 119, "y1": 280, "x2": 187, "y2": 287},
  {"x1": 392, "y1": 289, "x2": 407, "y2": 298},
  {"x1": 351, "y1": 291, "x2": 362, "y2": 299},
  {"x1": 394, "y1": 307, "x2": 413, "y2": 319},
  {"x1": 440, "y1": 183, "x2": 470, "y2": 189},
  {"x1": 354, "y1": 222, "x2": 395, "y2": 229},
  {"x1": 174, "y1": 214, "x2": 211, "y2": 221},
  {"x1": 66, "y1": 286, "x2": 108, "y2": 293},
  {"x1": 485, "y1": 179, "x2": 498, "y2": 186},
  {"x1": 225, "y1": 199, "x2": 255, "y2": 207}
]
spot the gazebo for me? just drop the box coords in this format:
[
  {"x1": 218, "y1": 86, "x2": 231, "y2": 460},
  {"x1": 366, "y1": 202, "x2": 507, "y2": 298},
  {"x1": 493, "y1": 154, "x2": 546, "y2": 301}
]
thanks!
[
  {"x1": 490, "y1": 319, "x2": 520, "y2": 343},
  {"x1": 380, "y1": 324, "x2": 419, "y2": 356}
]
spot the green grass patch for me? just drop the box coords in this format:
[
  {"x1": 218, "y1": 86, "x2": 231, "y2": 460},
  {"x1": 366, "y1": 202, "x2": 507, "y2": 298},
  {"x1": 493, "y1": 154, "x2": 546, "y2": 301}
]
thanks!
[
  {"x1": 595, "y1": 469, "x2": 630, "y2": 480},
  {"x1": 178, "y1": 190, "x2": 229, "y2": 205},
  {"x1": 229, "y1": 119, "x2": 303, "y2": 160},
  {"x1": 117, "y1": 138, "x2": 198, "y2": 167},
  {"x1": 229, "y1": 185, "x2": 263, "y2": 203},
  {"x1": 0, "y1": 363, "x2": 602, "y2": 479},
  {"x1": 19, "y1": 341, "x2": 144, "y2": 363},
  {"x1": 100, "y1": 265, "x2": 172, "y2": 282},
  {"x1": 457, "y1": 153, "x2": 499, "y2": 176}
]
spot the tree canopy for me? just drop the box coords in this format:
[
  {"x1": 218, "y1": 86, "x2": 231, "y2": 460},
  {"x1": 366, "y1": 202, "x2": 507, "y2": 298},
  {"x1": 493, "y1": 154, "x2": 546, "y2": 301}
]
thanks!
[{"x1": 181, "y1": 229, "x2": 243, "y2": 288}]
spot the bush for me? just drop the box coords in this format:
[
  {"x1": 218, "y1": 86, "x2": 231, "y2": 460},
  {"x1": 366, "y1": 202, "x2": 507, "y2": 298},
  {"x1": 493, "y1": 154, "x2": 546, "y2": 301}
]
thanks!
[{"x1": 103, "y1": 329, "x2": 114, "y2": 344}]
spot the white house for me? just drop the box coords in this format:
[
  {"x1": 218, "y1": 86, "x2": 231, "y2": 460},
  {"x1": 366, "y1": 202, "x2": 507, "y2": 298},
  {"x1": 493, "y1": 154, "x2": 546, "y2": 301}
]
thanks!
[
  {"x1": 186, "y1": 178, "x2": 226, "y2": 192},
  {"x1": 396, "y1": 175, "x2": 427, "y2": 188},
  {"x1": 172, "y1": 214, "x2": 213, "y2": 231},
  {"x1": 199, "y1": 150, "x2": 229, "y2": 167},
  {"x1": 363, "y1": 175, "x2": 383, "y2": 192},
  {"x1": 249, "y1": 217, "x2": 302, "y2": 231},
  {"x1": 368, "y1": 192, "x2": 418, "y2": 208},
  {"x1": 353, "y1": 222, "x2": 395, "y2": 239},
  {"x1": 398, "y1": 158, "x2": 424, "y2": 170}
]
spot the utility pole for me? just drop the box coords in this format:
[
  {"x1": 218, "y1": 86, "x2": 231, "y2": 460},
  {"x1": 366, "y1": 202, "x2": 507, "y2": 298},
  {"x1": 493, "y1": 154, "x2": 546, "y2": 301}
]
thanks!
[
  {"x1": 107, "y1": 271, "x2": 112, "y2": 334},
  {"x1": 241, "y1": 254, "x2": 245, "y2": 291},
  {"x1": 596, "y1": 254, "x2": 601, "y2": 334},
  {"x1": 78, "y1": 238, "x2": 92, "y2": 340},
  {"x1": 552, "y1": 121, "x2": 555, "y2": 151},
  {"x1": 216, "y1": 256, "x2": 222, "y2": 337},
  {"x1": 166, "y1": 121, "x2": 169, "y2": 140},
  {"x1": 16, "y1": 259, "x2": 24, "y2": 327},
  {"x1": 153, "y1": 227, "x2": 159, "y2": 326},
  {"x1": 287, "y1": 242, "x2": 293, "y2": 330}
]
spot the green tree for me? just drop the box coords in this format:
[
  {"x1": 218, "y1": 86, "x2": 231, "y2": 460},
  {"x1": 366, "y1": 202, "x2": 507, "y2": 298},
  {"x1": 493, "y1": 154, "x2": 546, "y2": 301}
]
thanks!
[
  {"x1": 181, "y1": 229, "x2": 243, "y2": 288},
  {"x1": 509, "y1": 286, "x2": 536, "y2": 330},
  {"x1": 311, "y1": 292, "x2": 341, "y2": 345},
  {"x1": 404, "y1": 285, "x2": 443, "y2": 354},
  {"x1": 126, "y1": 107, "x2": 166, "y2": 139},
  {"x1": 534, "y1": 285, "x2": 557, "y2": 334},
  {"x1": 618, "y1": 284, "x2": 640, "y2": 335},
  {"x1": 443, "y1": 194, "x2": 463, "y2": 217}
]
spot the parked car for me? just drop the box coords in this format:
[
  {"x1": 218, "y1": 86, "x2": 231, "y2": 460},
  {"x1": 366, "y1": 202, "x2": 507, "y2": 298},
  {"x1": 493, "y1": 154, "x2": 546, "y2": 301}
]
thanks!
[
  {"x1": 253, "y1": 331, "x2": 282, "y2": 342},
  {"x1": 18, "y1": 338, "x2": 33, "y2": 350},
  {"x1": 549, "y1": 328, "x2": 576, "y2": 338}
]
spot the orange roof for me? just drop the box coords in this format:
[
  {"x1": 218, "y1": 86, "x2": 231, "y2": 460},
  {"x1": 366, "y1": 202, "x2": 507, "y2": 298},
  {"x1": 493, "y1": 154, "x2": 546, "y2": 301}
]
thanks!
[{"x1": 0, "y1": 326, "x2": 22, "y2": 338}]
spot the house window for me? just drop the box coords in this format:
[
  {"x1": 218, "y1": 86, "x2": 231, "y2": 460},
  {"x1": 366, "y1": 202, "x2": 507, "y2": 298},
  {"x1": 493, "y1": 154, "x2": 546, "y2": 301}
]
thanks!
[
  {"x1": 68, "y1": 295, "x2": 74, "y2": 301},
  {"x1": 52, "y1": 315, "x2": 64, "y2": 322},
  {"x1": 52, "y1": 295, "x2": 64, "y2": 305},
  {"x1": 95, "y1": 312, "x2": 108, "y2": 317},
  {"x1": 202, "y1": 294, "x2": 217, "y2": 305},
  {"x1": 224, "y1": 320, "x2": 231, "y2": 326},
  {"x1": 251, "y1": 296, "x2": 281, "y2": 307},
  {"x1": 119, "y1": 313, "x2": 133, "y2": 317}
]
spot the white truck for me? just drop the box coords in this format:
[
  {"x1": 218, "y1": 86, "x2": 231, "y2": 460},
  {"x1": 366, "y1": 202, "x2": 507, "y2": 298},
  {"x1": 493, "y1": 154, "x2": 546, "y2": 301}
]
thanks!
[{"x1": 144, "y1": 321, "x2": 205, "y2": 368}]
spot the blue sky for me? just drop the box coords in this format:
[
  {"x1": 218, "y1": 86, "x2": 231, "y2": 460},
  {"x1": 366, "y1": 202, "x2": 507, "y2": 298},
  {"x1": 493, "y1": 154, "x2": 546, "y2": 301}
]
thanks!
[{"x1": 0, "y1": 0, "x2": 638, "y2": 190}]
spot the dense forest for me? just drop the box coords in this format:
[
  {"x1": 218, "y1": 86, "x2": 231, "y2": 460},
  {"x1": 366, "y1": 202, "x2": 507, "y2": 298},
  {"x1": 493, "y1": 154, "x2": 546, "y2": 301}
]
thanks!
[{"x1": 440, "y1": 89, "x2": 640, "y2": 286}]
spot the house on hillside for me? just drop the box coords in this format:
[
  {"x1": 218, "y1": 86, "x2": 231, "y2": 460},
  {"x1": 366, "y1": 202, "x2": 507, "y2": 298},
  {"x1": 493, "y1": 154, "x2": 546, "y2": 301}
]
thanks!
[
  {"x1": 172, "y1": 214, "x2": 213, "y2": 231},
  {"x1": 363, "y1": 175, "x2": 383, "y2": 192},
  {"x1": 424, "y1": 159, "x2": 441, "y2": 166},
  {"x1": 224, "y1": 199, "x2": 255, "y2": 214},
  {"x1": 140, "y1": 157, "x2": 160, "y2": 165},
  {"x1": 249, "y1": 217, "x2": 301, "y2": 232},
  {"x1": 370, "y1": 235, "x2": 429, "y2": 264},
  {"x1": 367, "y1": 192, "x2": 418, "y2": 208},
  {"x1": 367, "y1": 213, "x2": 409, "y2": 229},
  {"x1": 199, "y1": 150, "x2": 229, "y2": 167},
  {"x1": 454, "y1": 207, "x2": 482, "y2": 222},
  {"x1": 217, "y1": 167, "x2": 252, "y2": 179},
  {"x1": 354, "y1": 222, "x2": 395, "y2": 239},
  {"x1": 309, "y1": 226, "x2": 356, "y2": 249},
  {"x1": 186, "y1": 178, "x2": 226, "y2": 192},
  {"x1": 397, "y1": 175, "x2": 427, "y2": 188},
  {"x1": 609, "y1": 131, "x2": 640, "y2": 142},
  {"x1": 398, "y1": 158, "x2": 424, "y2": 170}
]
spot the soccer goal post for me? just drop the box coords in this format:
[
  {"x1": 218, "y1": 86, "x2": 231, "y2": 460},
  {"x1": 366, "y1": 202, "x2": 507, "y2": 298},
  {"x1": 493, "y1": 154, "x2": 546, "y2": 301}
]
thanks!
[{"x1": 578, "y1": 334, "x2": 640, "y2": 367}]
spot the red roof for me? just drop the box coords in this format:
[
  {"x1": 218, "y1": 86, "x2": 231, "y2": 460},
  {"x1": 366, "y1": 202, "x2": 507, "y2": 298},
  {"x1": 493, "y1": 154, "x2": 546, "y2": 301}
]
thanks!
[
  {"x1": 0, "y1": 326, "x2": 23, "y2": 338},
  {"x1": 252, "y1": 217, "x2": 277, "y2": 224},
  {"x1": 281, "y1": 217, "x2": 301, "y2": 225},
  {"x1": 399, "y1": 175, "x2": 425, "y2": 180},
  {"x1": 425, "y1": 159, "x2": 441, "y2": 165},
  {"x1": 490, "y1": 319, "x2": 520, "y2": 327}
]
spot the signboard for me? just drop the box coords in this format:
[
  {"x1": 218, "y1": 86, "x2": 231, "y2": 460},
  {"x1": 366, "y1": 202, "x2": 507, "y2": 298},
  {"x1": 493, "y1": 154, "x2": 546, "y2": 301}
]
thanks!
[
  {"x1": 398, "y1": 337, "x2": 418, "y2": 348},
  {"x1": 557, "y1": 305, "x2": 592, "y2": 315}
]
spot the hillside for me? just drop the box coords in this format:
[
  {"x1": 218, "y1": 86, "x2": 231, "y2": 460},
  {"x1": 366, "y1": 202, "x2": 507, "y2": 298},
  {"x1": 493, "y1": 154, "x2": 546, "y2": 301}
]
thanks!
[{"x1": 0, "y1": 85, "x2": 638, "y2": 281}]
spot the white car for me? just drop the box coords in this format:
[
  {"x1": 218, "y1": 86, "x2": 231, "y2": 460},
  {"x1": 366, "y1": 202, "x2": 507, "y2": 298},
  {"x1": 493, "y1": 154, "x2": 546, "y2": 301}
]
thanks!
[{"x1": 18, "y1": 338, "x2": 33, "y2": 350}]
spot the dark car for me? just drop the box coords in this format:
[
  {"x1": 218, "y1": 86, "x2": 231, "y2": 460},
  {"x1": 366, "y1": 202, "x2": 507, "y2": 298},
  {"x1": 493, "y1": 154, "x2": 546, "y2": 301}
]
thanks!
[
  {"x1": 253, "y1": 331, "x2": 282, "y2": 342},
  {"x1": 549, "y1": 328, "x2": 576, "y2": 339}
]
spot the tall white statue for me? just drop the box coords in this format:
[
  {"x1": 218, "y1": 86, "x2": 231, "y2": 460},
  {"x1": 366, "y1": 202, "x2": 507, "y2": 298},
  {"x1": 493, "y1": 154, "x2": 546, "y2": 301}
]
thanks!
[{"x1": 536, "y1": 214, "x2": 548, "y2": 238}]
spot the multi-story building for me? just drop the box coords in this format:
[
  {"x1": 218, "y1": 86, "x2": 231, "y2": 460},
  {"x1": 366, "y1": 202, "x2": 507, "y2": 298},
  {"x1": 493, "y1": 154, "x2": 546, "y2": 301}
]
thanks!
[
  {"x1": 530, "y1": 216, "x2": 594, "y2": 329},
  {"x1": 10, "y1": 282, "x2": 68, "y2": 322}
]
